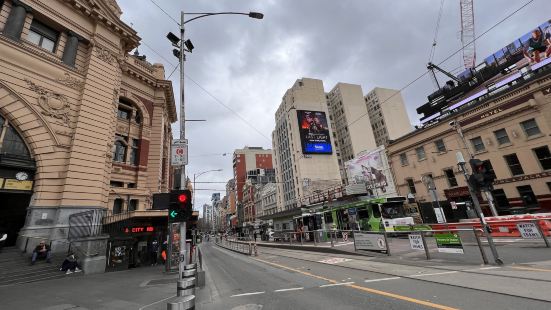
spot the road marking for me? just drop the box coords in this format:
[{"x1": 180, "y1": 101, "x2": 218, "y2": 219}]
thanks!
[
  {"x1": 511, "y1": 266, "x2": 551, "y2": 272},
  {"x1": 364, "y1": 277, "x2": 401, "y2": 283},
  {"x1": 253, "y1": 258, "x2": 458, "y2": 310},
  {"x1": 138, "y1": 294, "x2": 176, "y2": 310},
  {"x1": 231, "y1": 291, "x2": 266, "y2": 297},
  {"x1": 478, "y1": 267, "x2": 501, "y2": 270},
  {"x1": 409, "y1": 271, "x2": 458, "y2": 277},
  {"x1": 320, "y1": 281, "x2": 355, "y2": 287},
  {"x1": 274, "y1": 287, "x2": 304, "y2": 292}
]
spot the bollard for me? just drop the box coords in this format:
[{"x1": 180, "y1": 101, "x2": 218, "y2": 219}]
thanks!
[
  {"x1": 167, "y1": 294, "x2": 195, "y2": 310},
  {"x1": 184, "y1": 263, "x2": 197, "y2": 270},
  {"x1": 177, "y1": 277, "x2": 196, "y2": 297},
  {"x1": 254, "y1": 242, "x2": 258, "y2": 256},
  {"x1": 182, "y1": 268, "x2": 196, "y2": 279},
  {"x1": 249, "y1": 242, "x2": 252, "y2": 255}
]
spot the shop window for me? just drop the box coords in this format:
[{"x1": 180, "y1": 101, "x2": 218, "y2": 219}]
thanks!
[
  {"x1": 435, "y1": 139, "x2": 446, "y2": 153},
  {"x1": 492, "y1": 189, "x2": 510, "y2": 209},
  {"x1": 444, "y1": 169, "x2": 458, "y2": 187},
  {"x1": 27, "y1": 19, "x2": 59, "y2": 53},
  {"x1": 494, "y1": 129, "x2": 510, "y2": 145},
  {"x1": 504, "y1": 153, "x2": 524, "y2": 176},
  {"x1": 128, "y1": 199, "x2": 138, "y2": 211},
  {"x1": 406, "y1": 178, "x2": 416, "y2": 194},
  {"x1": 113, "y1": 199, "x2": 124, "y2": 214},
  {"x1": 533, "y1": 146, "x2": 551, "y2": 171},
  {"x1": 517, "y1": 185, "x2": 539, "y2": 210},
  {"x1": 110, "y1": 181, "x2": 123, "y2": 187},
  {"x1": 415, "y1": 146, "x2": 426, "y2": 161},
  {"x1": 470, "y1": 136, "x2": 485, "y2": 152},
  {"x1": 400, "y1": 153, "x2": 408, "y2": 165},
  {"x1": 520, "y1": 119, "x2": 541, "y2": 137}
]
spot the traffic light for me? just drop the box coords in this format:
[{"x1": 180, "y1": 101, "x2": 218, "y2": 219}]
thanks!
[
  {"x1": 168, "y1": 190, "x2": 192, "y2": 222},
  {"x1": 469, "y1": 159, "x2": 496, "y2": 191}
]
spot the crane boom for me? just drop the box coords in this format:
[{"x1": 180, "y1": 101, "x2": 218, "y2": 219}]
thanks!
[{"x1": 460, "y1": 0, "x2": 476, "y2": 69}]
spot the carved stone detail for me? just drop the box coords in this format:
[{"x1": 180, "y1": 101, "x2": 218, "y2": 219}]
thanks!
[
  {"x1": 58, "y1": 73, "x2": 84, "y2": 91},
  {"x1": 95, "y1": 45, "x2": 115, "y2": 64},
  {"x1": 25, "y1": 79, "x2": 71, "y2": 126}
]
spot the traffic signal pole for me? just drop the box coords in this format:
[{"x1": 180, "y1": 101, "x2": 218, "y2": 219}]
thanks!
[{"x1": 457, "y1": 152, "x2": 503, "y2": 265}]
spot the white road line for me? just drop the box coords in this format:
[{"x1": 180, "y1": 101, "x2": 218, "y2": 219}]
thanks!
[
  {"x1": 409, "y1": 271, "x2": 458, "y2": 277},
  {"x1": 138, "y1": 294, "x2": 176, "y2": 310},
  {"x1": 274, "y1": 287, "x2": 304, "y2": 292},
  {"x1": 231, "y1": 291, "x2": 266, "y2": 297},
  {"x1": 364, "y1": 277, "x2": 401, "y2": 283},
  {"x1": 319, "y1": 282, "x2": 355, "y2": 287},
  {"x1": 478, "y1": 267, "x2": 501, "y2": 270}
]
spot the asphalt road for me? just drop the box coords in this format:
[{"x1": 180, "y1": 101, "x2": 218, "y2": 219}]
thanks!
[{"x1": 197, "y1": 242, "x2": 551, "y2": 310}]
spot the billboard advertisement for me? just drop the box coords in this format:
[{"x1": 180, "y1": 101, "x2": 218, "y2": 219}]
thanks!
[
  {"x1": 297, "y1": 110, "x2": 332, "y2": 154},
  {"x1": 345, "y1": 146, "x2": 396, "y2": 197}
]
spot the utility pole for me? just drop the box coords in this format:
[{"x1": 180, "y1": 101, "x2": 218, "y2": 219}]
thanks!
[{"x1": 456, "y1": 151, "x2": 503, "y2": 265}]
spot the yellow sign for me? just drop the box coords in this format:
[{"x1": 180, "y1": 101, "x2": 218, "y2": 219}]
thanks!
[
  {"x1": 0, "y1": 178, "x2": 3, "y2": 188},
  {"x1": 3, "y1": 179, "x2": 33, "y2": 191}
]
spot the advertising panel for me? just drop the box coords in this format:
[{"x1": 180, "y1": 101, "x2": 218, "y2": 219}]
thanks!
[
  {"x1": 345, "y1": 147, "x2": 396, "y2": 197},
  {"x1": 354, "y1": 232, "x2": 387, "y2": 252},
  {"x1": 297, "y1": 110, "x2": 332, "y2": 154},
  {"x1": 435, "y1": 233, "x2": 464, "y2": 254}
]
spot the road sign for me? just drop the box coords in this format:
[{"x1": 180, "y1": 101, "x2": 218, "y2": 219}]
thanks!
[
  {"x1": 517, "y1": 222, "x2": 542, "y2": 239},
  {"x1": 435, "y1": 233, "x2": 464, "y2": 254},
  {"x1": 171, "y1": 140, "x2": 188, "y2": 166},
  {"x1": 354, "y1": 232, "x2": 387, "y2": 252},
  {"x1": 408, "y1": 234, "x2": 425, "y2": 251}
]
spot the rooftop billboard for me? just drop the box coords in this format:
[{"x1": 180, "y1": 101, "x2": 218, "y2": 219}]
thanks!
[
  {"x1": 345, "y1": 147, "x2": 396, "y2": 197},
  {"x1": 297, "y1": 110, "x2": 333, "y2": 154}
]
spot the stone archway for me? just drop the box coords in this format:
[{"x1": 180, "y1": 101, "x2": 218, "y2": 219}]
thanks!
[{"x1": 0, "y1": 82, "x2": 57, "y2": 246}]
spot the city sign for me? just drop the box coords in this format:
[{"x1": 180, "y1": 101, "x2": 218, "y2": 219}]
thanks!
[
  {"x1": 435, "y1": 233, "x2": 464, "y2": 254},
  {"x1": 171, "y1": 139, "x2": 188, "y2": 166},
  {"x1": 408, "y1": 234, "x2": 425, "y2": 251},
  {"x1": 354, "y1": 232, "x2": 387, "y2": 252},
  {"x1": 124, "y1": 226, "x2": 155, "y2": 233}
]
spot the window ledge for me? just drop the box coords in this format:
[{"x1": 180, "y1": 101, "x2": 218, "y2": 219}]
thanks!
[
  {"x1": 437, "y1": 151, "x2": 448, "y2": 155},
  {"x1": 526, "y1": 133, "x2": 545, "y2": 141},
  {"x1": 498, "y1": 143, "x2": 513, "y2": 149},
  {"x1": 474, "y1": 150, "x2": 488, "y2": 155},
  {"x1": 418, "y1": 158, "x2": 427, "y2": 162}
]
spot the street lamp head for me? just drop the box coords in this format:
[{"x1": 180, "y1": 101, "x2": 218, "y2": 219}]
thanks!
[
  {"x1": 166, "y1": 32, "x2": 180, "y2": 45},
  {"x1": 248, "y1": 12, "x2": 264, "y2": 19}
]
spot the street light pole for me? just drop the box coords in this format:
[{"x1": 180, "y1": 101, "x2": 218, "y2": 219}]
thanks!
[
  {"x1": 179, "y1": 11, "x2": 186, "y2": 190},
  {"x1": 193, "y1": 169, "x2": 223, "y2": 208}
]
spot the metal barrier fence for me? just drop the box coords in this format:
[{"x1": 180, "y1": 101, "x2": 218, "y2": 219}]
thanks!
[
  {"x1": 68, "y1": 209, "x2": 106, "y2": 240},
  {"x1": 215, "y1": 236, "x2": 258, "y2": 256}
]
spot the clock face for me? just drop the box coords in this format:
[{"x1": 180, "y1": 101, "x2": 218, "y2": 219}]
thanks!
[{"x1": 15, "y1": 172, "x2": 29, "y2": 181}]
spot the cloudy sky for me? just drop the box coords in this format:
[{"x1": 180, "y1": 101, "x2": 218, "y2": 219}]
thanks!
[{"x1": 117, "y1": 0, "x2": 550, "y2": 210}]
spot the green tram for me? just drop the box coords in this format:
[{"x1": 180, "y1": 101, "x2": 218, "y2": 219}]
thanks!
[{"x1": 293, "y1": 196, "x2": 414, "y2": 234}]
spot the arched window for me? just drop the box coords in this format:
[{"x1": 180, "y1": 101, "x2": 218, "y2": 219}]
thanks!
[{"x1": 0, "y1": 114, "x2": 31, "y2": 159}]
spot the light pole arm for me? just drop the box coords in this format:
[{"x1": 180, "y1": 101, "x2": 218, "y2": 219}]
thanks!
[{"x1": 183, "y1": 12, "x2": 252, "y2": 25}]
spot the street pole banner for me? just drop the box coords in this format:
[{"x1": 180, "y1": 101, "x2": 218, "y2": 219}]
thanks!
[
  {"x1": 354, "y1": 232, "x2": 387, "y2": 252},
  {"x1": 171, "y1": 139, "x2": 188, "y2": 166},
  {"x1": 435, "y1": 233, "x2": 464, "y2": 254},
  {"x1": 517, "y1": 223, "x2": 542, "y2": 239},
  {"x1": 409, "y1": 234, "x2": 425, "y2": 251}
]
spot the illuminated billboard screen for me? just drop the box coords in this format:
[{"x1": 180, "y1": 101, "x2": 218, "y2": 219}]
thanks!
[{"x1": 297, "y1": 110, "x2": 332, "y2": 154}]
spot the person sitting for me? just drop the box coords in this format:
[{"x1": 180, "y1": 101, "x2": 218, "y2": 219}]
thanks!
[
  {"x1": 524, "y1": 29, "x2": 547, "y2": 63},
  {"x1": 31, "y1": 240, "x2": 52, "y2": 265},
  {"x1": 60, "y1": 252, "x2": 82, "y2": 274}
]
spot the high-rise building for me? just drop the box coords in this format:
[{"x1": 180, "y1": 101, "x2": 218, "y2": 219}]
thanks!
[
  {"x1": 232, "y1": 147, "x2": 273, "y2": 203},
  {"x1": 326, "y1": 83, "x2": 377, "y2": 184},
  {"x1": 364, "y1": 87, "x2": 412, "y2": 146},
  {"x1": 272, "y1": 78, "x2": 341, "y2": 212}
]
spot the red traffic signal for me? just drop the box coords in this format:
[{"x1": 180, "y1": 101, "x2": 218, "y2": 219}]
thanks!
[
  {"x1": 169, "y1": 190, "x2": 192, "y2": 222},
  {"x1": 178, "y1": 194, "x2": 188, "y2": 203}
]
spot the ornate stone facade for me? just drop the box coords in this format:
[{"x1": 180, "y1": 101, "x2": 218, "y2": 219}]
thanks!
[{"x1": 0, "y1": 0, "x2": 176, "y2": 251}]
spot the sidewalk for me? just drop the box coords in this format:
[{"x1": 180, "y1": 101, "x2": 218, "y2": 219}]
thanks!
[{"x1": 0, "y1": 266, "x2": 181, "y2": 310}]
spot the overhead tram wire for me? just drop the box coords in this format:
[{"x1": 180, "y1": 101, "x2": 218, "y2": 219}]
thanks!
[
  {"x1": 347, "y1": 0, "x2": 536, "y2": 129},
  {"x1": 428, "y1": 0, "x2": 445, "y2": 64},
  {"x1": 138, "y1": 35, "x2": 272, "y2": 142},
  {"x1": 148, "y1": 0, "x2": 180, "y2": 25}
]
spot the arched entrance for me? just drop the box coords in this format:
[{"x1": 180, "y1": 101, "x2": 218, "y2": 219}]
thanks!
[{"x1": 0, "y1": 114, "x2": 35, "y2": 246}]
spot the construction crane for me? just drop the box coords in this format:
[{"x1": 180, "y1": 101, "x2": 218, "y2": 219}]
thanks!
[{"x1": 460, "y1": 0, "x2": 476, "y2": 69}]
